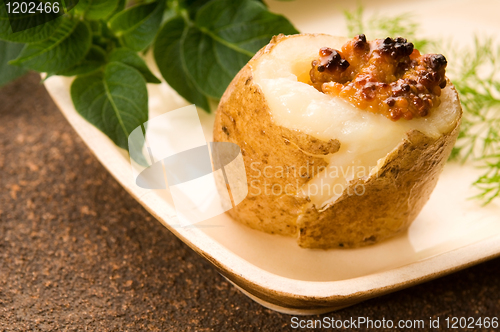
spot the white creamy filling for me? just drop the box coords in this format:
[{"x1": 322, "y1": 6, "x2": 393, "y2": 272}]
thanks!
[{"x1": 253, "y1": 34, "x2": 461, "y2": 207}]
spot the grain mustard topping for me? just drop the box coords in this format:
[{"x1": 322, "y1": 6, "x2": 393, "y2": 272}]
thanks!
[{"x1": 310, "y1": 34, "x2": 448, "y2": 121}]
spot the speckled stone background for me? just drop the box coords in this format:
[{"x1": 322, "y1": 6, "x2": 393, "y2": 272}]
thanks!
[{"x1": 0, "y1": 74, "x2": 499, "y2": 331}]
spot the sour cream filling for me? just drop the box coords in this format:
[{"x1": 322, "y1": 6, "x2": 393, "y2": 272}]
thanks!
[{"x1": 253, "y1": 34, "x2": 461, "y2": 207}]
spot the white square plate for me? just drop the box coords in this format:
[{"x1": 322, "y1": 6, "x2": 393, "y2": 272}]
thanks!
[{"x1": 44, "y1": 0, "x2": 500, "y2": 314}]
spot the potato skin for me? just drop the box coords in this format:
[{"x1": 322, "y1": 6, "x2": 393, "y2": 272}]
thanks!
[
  {"x1": 214, "y1": 59, "x2": 334, "y2": 236},
  {"x1": 297, "y1": 127, "x2": 460, "y2": 248},
  {"x1": 214, "y1": 34, "x2": 462, "y2": 249}
]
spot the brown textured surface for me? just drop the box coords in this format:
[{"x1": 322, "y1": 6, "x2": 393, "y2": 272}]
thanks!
[{"x1": 0, "y1": 73, "x2": 499, "y2": 331}]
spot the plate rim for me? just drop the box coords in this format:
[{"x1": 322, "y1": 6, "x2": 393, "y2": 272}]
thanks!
[{"x1": 43, "y1": 75, "x2": 500, "y2": 312}]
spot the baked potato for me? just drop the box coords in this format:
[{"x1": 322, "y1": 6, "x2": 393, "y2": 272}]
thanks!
[{"x1": 213, "y1": 33, "x2": 462, "y2": 249}]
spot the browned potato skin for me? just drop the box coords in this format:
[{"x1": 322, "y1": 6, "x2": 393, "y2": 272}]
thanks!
[{"x1": 214, "y1": 34, "x2": 462, "y2": 249}]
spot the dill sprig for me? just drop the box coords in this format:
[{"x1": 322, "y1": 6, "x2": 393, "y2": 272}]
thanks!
[
  {"x1": 344, "y1": 6, "x2": 500, "y2": 204},
  {"x1": 473, "y1": 155, "x2": 500, "y2": 204},
  {"x1": 448, "y1": 38, "x2": 500, "y2": 160}
]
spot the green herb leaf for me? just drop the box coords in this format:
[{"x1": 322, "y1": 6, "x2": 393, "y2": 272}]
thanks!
[
  {"x1": 55, "y1": 45, "x2": 106, "y2": 77},
  {"x1": 446, "y1": 38, "x2": 500, "y2": 204},
  {"x1": 154, "y1": 16, "x2": 210, "y2": 111},
  {"x1": 0, "y1": 40, "x2": 27, "y2": 86},
  {"x1": 472, "y1": 155, "x2": 500, "y2": 205},
  {"x1": 180, "y1": 27, "x2": 248, "y2": 100},
  {"x1": 180, "y1": 0, "x2": 298, "y2": 99},
  {"x1": 76, "y1": 0, "x2": 121, "y2": 20},
  {"x1": 70, "y1": 62, "x2": 148, "y2": 150},
  {"x1": 473, "y1": 154, "x2": 500, "y2": 205},
  {"x1": 108, "y1": 0, "x2": 126, "y2": 19},
  {"x1": 109, "y1": 48, "x2": 160, "y2": 83},
  {"x1": 0, "y1": 3, "x2": 62, "y2": 43},
  {"x1": 344, "y1": 6, "x2": 434, "y2": 52},
  {"x1": 10, "y1": 18, "x2": 91, "y2": 73},
  {"x1": 1, "y1": 0, "x2": 301, "y2": 165},
  {"x1": 182, "y1": 0, "x2": 211, "y2": 18},
  {"x1": 108, "y1": 0, "x2": 165, "y2": 52}
]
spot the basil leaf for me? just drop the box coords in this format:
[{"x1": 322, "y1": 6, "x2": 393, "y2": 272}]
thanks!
[
  {"x1": 63, "y1": 0, "x2": 80, "y2": 12},
  {"x1": 108, "y1": 1, "x2": 164, "y2": 52},
  {"x1": 10, "y1": 19, "x2": 91, "y2": 73},
  {"x1": 181, "y1": 0, "x2": 267, "y2": 15},
  {"x1": 0, "y1": 3, "x2": 62, "y2": 43},
  {"x1": 181, "y1": 0, "x2": 298, "y2": 99},
  {"x1": 89, "y1": 20, "x2": 102, "y2": 35},
  {"x1": 183, "y1": 0, "x2": 211, "y2": 18},
  {"x1": 180, "y1": 27, "x2": 247, "y2": 100},
  {"x1": 55, "y1": 45, "x2": 106, "y2": 77},
  {"x1": 109, "y1": 48, "x2": 160, "y2": 83},
  {"x1": 196, "y1": 0, "x2": 298, "y2": 54},
  {"x1": 0, "y1": 40, "x2": 27, "y2": 86},
  {"x1": 75, "y1": 0, "x2": 121, "y2": 20},
  {"x1": 108, "y1": 0, "x2": 126, "y2": 19},
  {"x1": 71, "y1": 62, "x2": 148, "y2": 150},
  {"x1": 154, "y1": 16, "x2": 210, "y2": 111}
]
